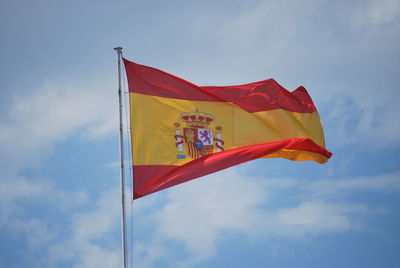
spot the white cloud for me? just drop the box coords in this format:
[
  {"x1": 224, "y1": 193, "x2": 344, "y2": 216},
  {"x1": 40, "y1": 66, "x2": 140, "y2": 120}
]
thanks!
[
  {"x1": 156, "y1": 170, "x2": 266, "y2": 263},
  {"x1": 132, "y1": 240, "x2": 168, "y2": 268},
  {"x1": 45, "y1": 187, "x2": 122, "y2": 268},
  {"x1": 0, "y1": 78, "x2": 118, "y2": 173},
  {"x1": 320, "y1": 94, "x2": 400, "y2": 149},
  {"x1": 0, "y1": 77, "x2": 124, "y2": 267},
  {"x1": 0, "y1": 176, "x2": 51, "y2": 226},
  {"x1": 132, "y1": 168, "x2": 399, "y2": 267},
  {"x1": 0, "y1": 176, "x2": 50, "y2": 204},
  {"x1": 12, "y1": 217, "x2": 57, "y2": 250},
  {"x1": 0, "y1": 174, "x2": 122, "y2": 268},
  {"x1": 304, "y1": 172, "x2": 400, "y2": 198},
  {"x1": 273, "y1": 201, "x2": 362, "y2": 235},
  {"x1": 353, "y1": 0, "x2": 400, "y2": 29}
]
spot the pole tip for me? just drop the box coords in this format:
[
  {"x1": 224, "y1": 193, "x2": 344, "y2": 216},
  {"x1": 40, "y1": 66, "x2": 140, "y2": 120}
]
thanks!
[{"x1": 114, "y1": 47, "x2": 123, "y2": 51}]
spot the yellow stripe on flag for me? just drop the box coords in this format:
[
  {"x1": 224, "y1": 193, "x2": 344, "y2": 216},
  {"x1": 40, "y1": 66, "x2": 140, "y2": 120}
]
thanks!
[{"x1": 130, "y1": 93, "x2": 325, "y2": 166}]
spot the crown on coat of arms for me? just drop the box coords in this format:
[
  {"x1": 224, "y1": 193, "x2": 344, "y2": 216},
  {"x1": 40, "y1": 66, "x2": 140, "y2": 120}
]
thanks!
[{"x1": 181, "y1": 109, "x2": 214, "y2": 128}]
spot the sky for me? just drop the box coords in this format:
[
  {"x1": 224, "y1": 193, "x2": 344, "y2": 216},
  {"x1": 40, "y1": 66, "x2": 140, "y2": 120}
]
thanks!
[{"x1": 0, "y1": 0, "x2": 399, "y2": 267}]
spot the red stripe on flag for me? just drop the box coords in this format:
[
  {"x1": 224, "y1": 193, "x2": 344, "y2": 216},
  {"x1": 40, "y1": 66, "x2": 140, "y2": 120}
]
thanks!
[
  {"x1": 124, "y1": 58, "x2": 317, "y2": 113},
  {"x1": 133, "y1": 138, "x2": 332, "y2": 199},
  {"x1": 201, "y1": 84, "x2": 316, "y2": 113}
]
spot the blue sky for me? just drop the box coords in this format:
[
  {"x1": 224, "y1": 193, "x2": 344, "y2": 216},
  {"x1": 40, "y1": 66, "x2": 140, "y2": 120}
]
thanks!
[{"x1": 0, "y1": 0, "x2": 399, "y2": 267}]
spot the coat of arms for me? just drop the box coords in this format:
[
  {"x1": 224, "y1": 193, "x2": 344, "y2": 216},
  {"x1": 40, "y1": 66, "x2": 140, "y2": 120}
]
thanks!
[{"x1": 174, "y1": 109, "x2": 224, "y2": 160}]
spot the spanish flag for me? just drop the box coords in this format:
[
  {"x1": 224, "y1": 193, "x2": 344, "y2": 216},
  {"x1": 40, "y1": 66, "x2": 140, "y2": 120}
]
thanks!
[{"x1": 124, "y1": 58, "x2": 332, "y2": 199}]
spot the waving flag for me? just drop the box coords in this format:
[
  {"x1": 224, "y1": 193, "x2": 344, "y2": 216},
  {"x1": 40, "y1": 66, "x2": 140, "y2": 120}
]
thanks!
[{"x1": 123, "y1": 58, "x2": 332, "y2": 199}]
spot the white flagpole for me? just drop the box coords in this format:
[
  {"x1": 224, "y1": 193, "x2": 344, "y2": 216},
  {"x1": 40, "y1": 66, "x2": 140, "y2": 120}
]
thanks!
[{"x1": 114, "y1": 47, "x2": 128, "y2": 268}]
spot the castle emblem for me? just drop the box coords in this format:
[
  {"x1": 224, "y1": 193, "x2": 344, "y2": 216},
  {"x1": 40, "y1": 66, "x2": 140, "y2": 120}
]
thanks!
[{"x1": 174, "y1": 109, "x2": 224, "y2": 160}]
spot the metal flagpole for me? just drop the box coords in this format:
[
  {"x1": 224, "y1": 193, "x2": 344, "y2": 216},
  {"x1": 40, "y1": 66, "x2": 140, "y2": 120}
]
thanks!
[{"x1": 114, "y1": 47, "x2": 128, "y2": 268}]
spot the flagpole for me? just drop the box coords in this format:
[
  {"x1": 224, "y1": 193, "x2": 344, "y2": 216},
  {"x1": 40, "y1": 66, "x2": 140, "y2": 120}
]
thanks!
[{"x1": 114, "y1": 46, "x2": 128, "y2": 268}]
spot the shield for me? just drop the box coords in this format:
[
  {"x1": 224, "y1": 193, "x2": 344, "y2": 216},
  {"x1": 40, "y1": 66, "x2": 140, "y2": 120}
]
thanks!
[{"x1": 183, "y1": 128, "x2": 214, "y2": 159}]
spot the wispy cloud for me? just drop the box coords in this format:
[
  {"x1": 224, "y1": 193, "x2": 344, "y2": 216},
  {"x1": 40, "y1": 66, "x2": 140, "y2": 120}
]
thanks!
[
  {"x1": 132, "y1": 168, "x2": 399, "y2": 267},
  {"x1": 0, "y1": 78, "x2": 118, "y2": 173},
  {"x1": 304, "y1": 172, "x2": 400, "y2": 198},
  {"x1": 352, "y1": 0, "x2": 400, "y2": 29},
  {"x1": 0, "y1": 78, "x2": 123, "y2": 267},
  {"x1": 46, "y1": 187, "x2": 121, "y2": 268},
  {"x1": 3, "y1": 167, "x2": 396, "y2": 267},
  {"x1": 0, "y1": 174, "x2": 121, "y2": 267}
]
